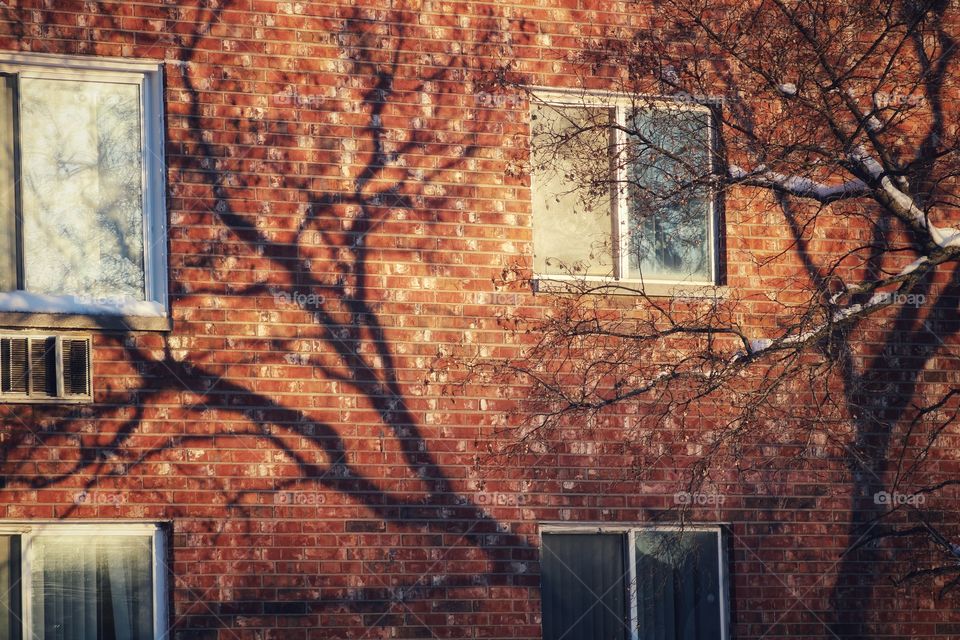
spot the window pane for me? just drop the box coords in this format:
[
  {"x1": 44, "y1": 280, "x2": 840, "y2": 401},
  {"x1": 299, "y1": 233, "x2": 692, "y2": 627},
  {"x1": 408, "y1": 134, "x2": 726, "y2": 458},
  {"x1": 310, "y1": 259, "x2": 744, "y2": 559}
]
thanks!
[
  {"x1": 635, "y1": 530, "x2": 723, "y2": 640},
  {"x1": 541, "y1": 533, "x2": 627, "y2": 640},
  {"x1": 0, "y1": 75, "x2": 17, "y2": 291},
  {"x1": 31, "y1": 535, "x2": 154, "y2": 640},
  {"x1": 0, "y1": 535, "x2": 22, "y2": 640},
  {"x1": 627, "y1": 107, "x2": 713, "y2": 282},
  {"x1": 19, "y1": 78, "x2": 146, "y2": 300},
  {"x1": 531, "y1": 104, "x2": 615, "y2": 277}
]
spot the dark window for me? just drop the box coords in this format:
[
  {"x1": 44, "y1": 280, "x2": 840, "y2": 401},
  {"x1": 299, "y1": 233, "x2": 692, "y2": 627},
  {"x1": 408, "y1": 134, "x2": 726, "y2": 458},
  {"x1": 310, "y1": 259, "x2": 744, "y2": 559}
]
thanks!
[
  {"x1": 542, "y1": 533, "x2": 628, "y2": 640},
  {"x1": 541, "y1": 529, "x2": 727, "y2": 640},
  {"x1": 635, "y1": 530, "x2": 724, "y2": 640},
  {"x1": 0, "y1": 535, "x2": 22, "y2": 640}
]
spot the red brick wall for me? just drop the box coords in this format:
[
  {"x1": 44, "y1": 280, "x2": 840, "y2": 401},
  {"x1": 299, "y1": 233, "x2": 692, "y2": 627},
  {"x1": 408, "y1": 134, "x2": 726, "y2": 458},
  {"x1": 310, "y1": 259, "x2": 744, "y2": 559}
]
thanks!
[{"x1": 1, "y1": 1, "x2": 959, "y2": 639}]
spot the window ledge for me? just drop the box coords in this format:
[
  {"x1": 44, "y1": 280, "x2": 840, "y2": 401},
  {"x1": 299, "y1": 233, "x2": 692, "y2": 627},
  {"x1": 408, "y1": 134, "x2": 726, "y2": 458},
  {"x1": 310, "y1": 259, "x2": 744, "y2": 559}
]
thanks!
[
  {"x1": 0, "y1": 293, "x2": 170, "y2": 331},
  {"x1": 533, "y1": 277, "x2": 728, "y2": 299},
  {"x1": 0, "y1": 311, "x2": 171, "y2": 332}
]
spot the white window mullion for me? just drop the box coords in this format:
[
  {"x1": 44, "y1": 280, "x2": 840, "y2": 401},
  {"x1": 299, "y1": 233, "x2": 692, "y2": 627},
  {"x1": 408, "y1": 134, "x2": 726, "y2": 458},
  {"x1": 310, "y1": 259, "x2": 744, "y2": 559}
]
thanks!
[
  {"x1": 707, "y1": 113, "x2": 719, "y2": 286},
  {"x1": 614, "y1": 104, "x2": 631, "y2": 280},
  {"x1": 141, "y1": 66, "x2": 168, "y2": 310},
  {"x1": 717, "y1": 529, "x2": 730, "y2": 640},
  {"x1": 152, "y1": 528, "x2": 168, "y2": 640},
  {"x1": 21, "y1": 529, "x2": 33, "y2": 640},
  {"x1": 627, "y1": 528, "x2": 639, "y2": 640},
  {"x1": 139, "y1": 73, "x2": 154, "y2": 303}
]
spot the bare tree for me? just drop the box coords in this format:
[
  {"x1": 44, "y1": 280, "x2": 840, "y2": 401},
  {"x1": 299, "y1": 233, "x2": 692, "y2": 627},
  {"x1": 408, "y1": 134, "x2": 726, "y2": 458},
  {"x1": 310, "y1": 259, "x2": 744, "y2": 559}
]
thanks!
[{"x1": 471, "y1": 0, "x2": 960, "y2": 629}]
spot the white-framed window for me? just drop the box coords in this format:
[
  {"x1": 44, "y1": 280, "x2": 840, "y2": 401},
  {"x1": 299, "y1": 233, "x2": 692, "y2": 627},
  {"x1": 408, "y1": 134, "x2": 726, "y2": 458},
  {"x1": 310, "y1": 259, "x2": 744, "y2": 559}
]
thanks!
[
  {"x1": 530, "y1": 89, "x2": 720, "y2": 286},
  {"x1": 0, "y1": 52, "x2": 167, "y2": 317},
  {"x1": 0, "y1": 522, "x2": 167, "y2": 640},
  {"x1": 540, "y1": 524, "x2": 729, "y2": 640}
]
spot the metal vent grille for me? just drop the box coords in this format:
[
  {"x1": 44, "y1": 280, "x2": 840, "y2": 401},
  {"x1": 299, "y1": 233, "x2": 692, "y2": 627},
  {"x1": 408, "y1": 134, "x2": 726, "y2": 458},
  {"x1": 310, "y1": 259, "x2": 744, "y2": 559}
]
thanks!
[
  {"x1": 0, "y1": 335, "x2": 92, "y2": 403},
  {"x1": 61, "y1": 338, "x2": 91, "y2": 397},
  {"x1": 2, "y1": 337, "x2": 27, "y2": 394}
]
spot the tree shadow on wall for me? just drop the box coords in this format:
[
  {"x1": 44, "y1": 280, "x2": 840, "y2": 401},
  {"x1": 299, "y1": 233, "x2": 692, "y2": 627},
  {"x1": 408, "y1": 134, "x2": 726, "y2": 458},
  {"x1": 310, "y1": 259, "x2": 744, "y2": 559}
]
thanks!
[{"x1": 0, "y1": 2, "x2": 538, "y2": 636}]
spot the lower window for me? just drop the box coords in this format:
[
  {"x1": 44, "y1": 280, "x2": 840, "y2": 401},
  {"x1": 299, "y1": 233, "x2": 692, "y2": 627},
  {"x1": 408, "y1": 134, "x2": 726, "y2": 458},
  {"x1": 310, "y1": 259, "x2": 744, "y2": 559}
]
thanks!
[
  {"x1": 540, "y1": 526, "x2": 728, "y2": 640},
  {"x1": 0, "y1": 523, "x2": 166, "y2": 640}
]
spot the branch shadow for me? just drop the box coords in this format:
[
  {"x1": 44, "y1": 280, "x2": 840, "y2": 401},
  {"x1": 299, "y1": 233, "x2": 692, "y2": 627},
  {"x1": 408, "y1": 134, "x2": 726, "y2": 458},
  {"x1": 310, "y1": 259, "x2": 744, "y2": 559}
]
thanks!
[{"x1": 0, "y1": 2, "x2": 537, "y2": 635}]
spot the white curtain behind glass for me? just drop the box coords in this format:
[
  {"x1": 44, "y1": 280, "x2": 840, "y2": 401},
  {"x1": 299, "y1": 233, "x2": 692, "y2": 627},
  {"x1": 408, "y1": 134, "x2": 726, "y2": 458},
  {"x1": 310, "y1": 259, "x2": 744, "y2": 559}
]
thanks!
[
  {"x1": 531, "y1": 104, "x2": 616, "y2": 277},
  {"x1": 31, "y1": 535, "x2": 153, "y2": 640},
  {"x1": 19, "y1": 78, "x2": 146, "y2": 300}
]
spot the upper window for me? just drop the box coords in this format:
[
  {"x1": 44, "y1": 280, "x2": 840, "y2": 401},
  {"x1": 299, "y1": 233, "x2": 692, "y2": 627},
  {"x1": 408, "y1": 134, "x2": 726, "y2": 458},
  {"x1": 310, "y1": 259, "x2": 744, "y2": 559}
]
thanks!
[
  {"x1": 0, "y1": 53, "x2": 167, "y2": 317},
  {"x1": 0, "y1": 522, "x2": 166, "y2": 640},
  {"x1": 531, "y1": 92, "x2": 719, "y2": 286},
  {"x1": 540, "y1": 526, "x2": 728, "y2": 640}
]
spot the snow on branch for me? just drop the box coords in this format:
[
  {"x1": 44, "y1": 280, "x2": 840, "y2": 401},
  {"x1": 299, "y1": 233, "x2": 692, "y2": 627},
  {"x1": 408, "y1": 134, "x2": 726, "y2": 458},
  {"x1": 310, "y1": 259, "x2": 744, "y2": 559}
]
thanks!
[
  {"x1": 848, "y1": 146, "x2": 960, "y2": 247},
  {"x1": 729, "y1": 165, "x2": 870, "y2": 204}
]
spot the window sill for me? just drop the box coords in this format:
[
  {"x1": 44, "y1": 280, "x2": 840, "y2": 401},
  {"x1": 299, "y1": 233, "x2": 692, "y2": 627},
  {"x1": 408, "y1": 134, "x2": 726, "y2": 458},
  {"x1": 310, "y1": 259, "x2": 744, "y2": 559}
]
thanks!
[
  {"x1": 0, "y1": 293, "x2": 171, "y2": 331},
  {"x1": 0, "y1": 311, "x2": 171, "y2": 332},
  {"x1": 532, "y1": 276, "x2": 728, "y2": 299}
]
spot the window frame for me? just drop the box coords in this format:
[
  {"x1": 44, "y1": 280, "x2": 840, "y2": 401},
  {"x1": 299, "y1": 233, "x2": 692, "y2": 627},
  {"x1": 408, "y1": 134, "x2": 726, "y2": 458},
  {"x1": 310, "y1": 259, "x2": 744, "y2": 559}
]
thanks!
[
  {"x1": 529, "y1": 88, "x2": 722, "y2": 288},
  {"x1": 539, "y1": 523, "x2": 731, "y2": 640},
  {"x1": 0, "y1": 51, "x2": 168, "y2": 320},
  {"x1": 0, "y1": 520, "x2": 168, "y2": 640}
]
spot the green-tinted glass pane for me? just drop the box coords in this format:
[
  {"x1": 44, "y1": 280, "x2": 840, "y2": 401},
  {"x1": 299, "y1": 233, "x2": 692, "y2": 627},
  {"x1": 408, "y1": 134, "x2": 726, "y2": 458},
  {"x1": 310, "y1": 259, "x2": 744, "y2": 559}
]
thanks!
[
  {"x1": 635, "y1": 530, "x2": 723, "y2": 640},
  {"x1": 627, "y1": 107, "x2": 713, "y2": 282},
  {"x1": 542, "y1": 533, "x2": 628, "y2": 640},
  {"x1": 0, "y1": 75, "x2": 17, "y2": 291},
  {"x1": 0, "y1": 535, "x2": 22, "y2": 640}
]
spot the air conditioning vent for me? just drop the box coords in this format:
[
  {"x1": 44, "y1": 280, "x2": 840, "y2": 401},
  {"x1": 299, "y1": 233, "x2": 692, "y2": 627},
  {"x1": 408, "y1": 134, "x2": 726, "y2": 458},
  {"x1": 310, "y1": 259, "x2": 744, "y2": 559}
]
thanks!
[
  {"x1": 62, "y1": 338, "x2": 91, "y2": 397},
  {"x1": 0, "y1": 335, "x2": 91, "y2": 403}
]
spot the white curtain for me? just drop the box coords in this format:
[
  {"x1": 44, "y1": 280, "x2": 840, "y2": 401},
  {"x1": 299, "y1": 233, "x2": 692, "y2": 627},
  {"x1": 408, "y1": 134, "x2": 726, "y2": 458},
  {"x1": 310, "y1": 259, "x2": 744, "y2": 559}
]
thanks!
[
  {"x1": 31, "y1": 535, "x2": 153, "y2": 640},
  {"x1": 32, "y1": 537, "x2": 98, "y2": 640},
  {"x1": 103, "y1": 537, "x2": 152, "y2": 640},
  {"x1": 18, "y1": 77, "x2": 146, "y2": 301}
]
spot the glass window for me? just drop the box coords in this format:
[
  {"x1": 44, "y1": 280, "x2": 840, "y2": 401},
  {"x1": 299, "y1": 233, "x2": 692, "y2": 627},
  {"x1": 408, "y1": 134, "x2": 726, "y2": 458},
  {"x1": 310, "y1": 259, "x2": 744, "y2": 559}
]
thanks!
[
  {"x1": 531, "y1": 104, "x2": 616, "y2": 277},
  {"x1": 0, "y1": 524, "x2": 164, "y2": 640},
  {"x1": 635, "y1": 529, "x2": 724, "y2": 639},
  {"x1": 0, "y1": 53, "x2": 167, "y2": 317},
  {"x1": 541, "y1": 533, "x2": 627, "y2": 640},
  {"x1": 541, "y1": 528, "x2": 728, "y2": 640},
  {"x1": 0, "y1": 535, "x2": 22, "y2": 640},
  {"x1": 627, "y1": 107, "x2": 713, "y2": 282},
  {"x1": 531, "y1": 95, "x2": 719, "y2": 285},
  {"x1": 19, "y1": 78, "x2": 146, "y2": 301}
]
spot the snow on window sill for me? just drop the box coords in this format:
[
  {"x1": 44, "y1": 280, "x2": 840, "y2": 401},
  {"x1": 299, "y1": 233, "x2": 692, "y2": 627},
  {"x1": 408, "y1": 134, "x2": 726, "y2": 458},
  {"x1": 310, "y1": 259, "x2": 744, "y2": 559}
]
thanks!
[
  {"x1": 0, "y1": 292, "x2": 170, "y2": 332},
  {"x1": 0, "y1": 292, "x2": 165, "y2": 316},
  {"x1": 532, "y1": 276, "x2": 727, "y2": 299}
]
